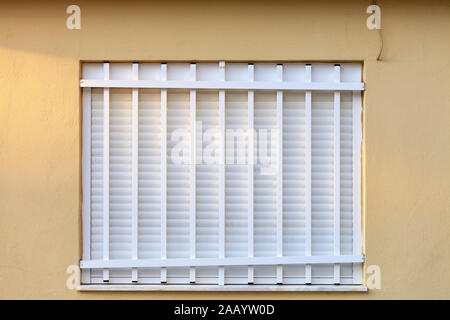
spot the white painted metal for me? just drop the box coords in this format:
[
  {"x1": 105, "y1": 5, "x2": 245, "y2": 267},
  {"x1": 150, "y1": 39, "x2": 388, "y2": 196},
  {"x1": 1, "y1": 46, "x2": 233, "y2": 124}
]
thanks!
[
  {"x1": 81, "y1": 254, "x2": 364, "y2": 269},
  {"x1": 247, "y1": 63, "x2": 255, "y2": 284},
  {"x1": 333, "y1": 64, "x2": 341, "y2": 284},
  {"x1": 251, "y1": 77, "x2": 277, "y2": 278},
  {"x1": 218, "y1": 61, "x2": 226, "y2": 286},
  {"x1": 189, "y1": 63, "x2": 197, "y2": 283},
  {"x1": 304, "y1": 64, "x2": 312, "y2": 284},
  {"x1": 80, "y1": 79, "x2": 364, "y2": 91},
  {"x1": 82, "y1": 87, "x2": 91, "y2": 284},
  {"x1": 276, "y1": 64, "x2": 283, "y2": 284},
  {"x1": 79, "y1": 284, "x2": 368, "y2": 292},
  {"x1": 88, "y1": 77, "x2": 104, "y2": 281},
  {"x1": 160, "y1": 63, "x2": 168, "y2": 283},
  {"x1": 131, "y1": 63, "x2": 139, "y2": 282},
  {"x1": 353, "y1": 90, "x2": 363, "y2": 284},
  {"x1": 102, "y1": 62, "x2": 110, "y2": 282},
  {"x1": 195, "y1": 80, "x2": 218, "y2": 283},
  {"x1": 81, "y1": 62, "x2": 364, "y2": 287}
]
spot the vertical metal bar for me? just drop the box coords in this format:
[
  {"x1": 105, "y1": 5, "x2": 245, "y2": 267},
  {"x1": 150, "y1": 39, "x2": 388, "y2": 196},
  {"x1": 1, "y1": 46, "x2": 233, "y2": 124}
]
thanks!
[
  {"x1": 333, "y1": 64, "x2": 341, "y2": 284},
  {"x1": 218, "y1": 61, "x2": 226, "y2": 285},
  {"x1": 131, "y1": 63, "x2": 139, "y2": 283},
  {"x1": 276, "y1": 64, "x2": 283, "y2": 284},
  {"x1": 352, "y1": 90, "x2": 363, "y2": 284},
  {"x1": 102, "y1": 62, "x2": 110, "y2": 282},
  {"x1": 160, "y1": 63, "x2": 168, "y2": 283},
  {"x1": 304, "y1": 64, "x2": 312, "y2": 284},
  {"x1": 82, "y1": 87, "x2": 91, "y2": 284},
  {"x1": 247, "y1": 63, "x2": 255, "y2": 284},
  {"x1": 189, "y1": 63, "x2": 197, "y2": 283}
]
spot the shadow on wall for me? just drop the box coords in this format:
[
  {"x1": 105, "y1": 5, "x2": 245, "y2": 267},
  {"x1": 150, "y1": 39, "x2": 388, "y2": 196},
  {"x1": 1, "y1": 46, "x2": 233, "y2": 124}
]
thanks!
[{"x1": 0, "y1": 0, "x2": 380, "y2": 61}]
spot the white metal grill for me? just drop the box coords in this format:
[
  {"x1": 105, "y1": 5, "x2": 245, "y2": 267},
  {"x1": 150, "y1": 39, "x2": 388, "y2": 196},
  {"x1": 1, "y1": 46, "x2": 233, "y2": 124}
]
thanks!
[{"x1": 81, "y1": 61, "x2": 363, "y2": 286}]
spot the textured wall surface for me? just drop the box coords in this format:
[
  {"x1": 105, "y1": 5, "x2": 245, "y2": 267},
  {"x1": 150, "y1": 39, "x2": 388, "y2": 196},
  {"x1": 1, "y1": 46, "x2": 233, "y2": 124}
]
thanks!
[{"x1": 0, "y1": 0, "x2": 449, "y2": 299}]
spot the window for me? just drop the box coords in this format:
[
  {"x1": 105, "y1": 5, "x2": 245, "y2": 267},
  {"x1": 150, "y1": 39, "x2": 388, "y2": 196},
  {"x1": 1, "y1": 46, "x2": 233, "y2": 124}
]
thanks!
[{"x1": 80, "y1": 61, "x2": 364, "y2": 289}]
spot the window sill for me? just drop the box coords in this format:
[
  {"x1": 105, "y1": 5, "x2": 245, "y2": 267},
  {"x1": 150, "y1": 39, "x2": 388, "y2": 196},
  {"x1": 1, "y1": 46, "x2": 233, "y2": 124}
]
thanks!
[{"x1": 78, "y1": 284, "x2": 367, "y2": 292}]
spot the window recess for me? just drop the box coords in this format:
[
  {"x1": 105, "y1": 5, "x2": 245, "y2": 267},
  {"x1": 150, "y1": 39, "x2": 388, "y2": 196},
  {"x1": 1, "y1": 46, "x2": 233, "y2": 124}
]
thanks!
[{"x1": 81, "y1": 61, "x2": 364, "y2": 288}]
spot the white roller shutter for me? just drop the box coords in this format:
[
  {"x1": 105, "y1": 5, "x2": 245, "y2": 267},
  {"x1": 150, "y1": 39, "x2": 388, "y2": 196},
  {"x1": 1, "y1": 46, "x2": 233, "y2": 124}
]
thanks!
[{"x1": 81, "y1": 61, "x2": 363, "y2": 287}]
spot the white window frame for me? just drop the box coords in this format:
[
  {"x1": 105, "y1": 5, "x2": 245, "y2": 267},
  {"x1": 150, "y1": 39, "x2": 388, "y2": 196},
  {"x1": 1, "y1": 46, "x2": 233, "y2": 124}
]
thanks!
[{"x1": 80, "y1": 61, "x2": 365, "y2": 292}]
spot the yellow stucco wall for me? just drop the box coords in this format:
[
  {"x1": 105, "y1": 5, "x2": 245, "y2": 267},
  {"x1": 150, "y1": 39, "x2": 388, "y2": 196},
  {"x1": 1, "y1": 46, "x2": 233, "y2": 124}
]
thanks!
[{"x1": 0, "y1": 0, "x2": 449, "y2": 299}]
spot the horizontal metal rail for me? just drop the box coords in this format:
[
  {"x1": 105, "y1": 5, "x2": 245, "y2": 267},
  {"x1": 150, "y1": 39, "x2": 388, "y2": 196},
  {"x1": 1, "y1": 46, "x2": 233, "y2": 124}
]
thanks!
[
  {"x1": 80, "y1": 79, "x2": 364, "y2": 91},
  {"x1": 80, "y1": 255, "x2": 365, "y2": 269}
]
